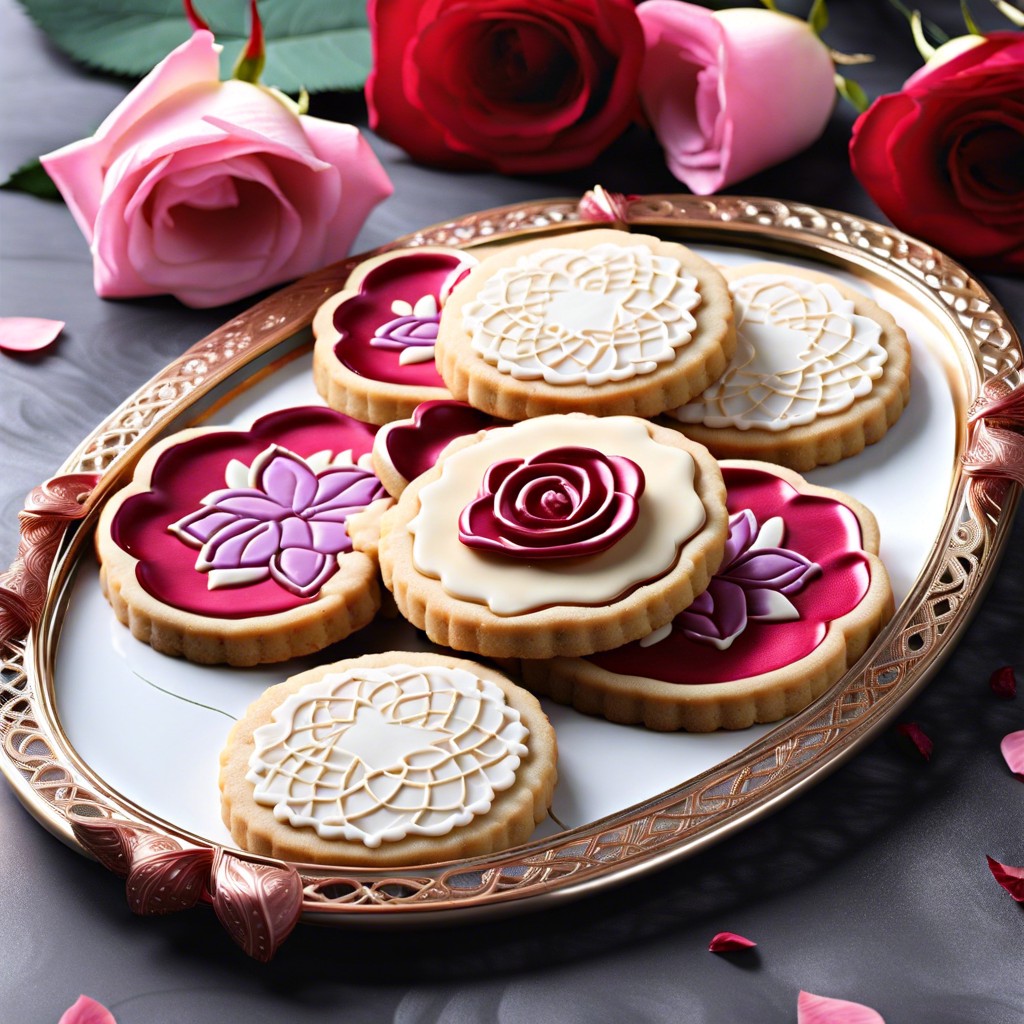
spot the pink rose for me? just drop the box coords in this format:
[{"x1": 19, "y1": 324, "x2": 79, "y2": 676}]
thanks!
[
  {"x1": 636, "y1": 1, "x2": 836, "y2": 194},
  {"x1": 41, "y1": 31, "x2": 392, "y2": 308},
  {"x1": 366, "y1": 0, "x2": 645, "y2": 173},
  {"x1": 850, "y1": 32, "x2": 1024, "y2": 274}
]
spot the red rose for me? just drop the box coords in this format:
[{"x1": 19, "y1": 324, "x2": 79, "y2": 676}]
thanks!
[
  {"x1": 850, "y1": 33, "x2": 1024, "y2": 274},
  {"x1": 366, "y1": 0, "x2": 644, "y2": 173}
]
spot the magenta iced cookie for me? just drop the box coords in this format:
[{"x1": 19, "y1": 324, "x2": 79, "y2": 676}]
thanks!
[
  {"x1": 96, "y1": 406, "x2": 392, "y2": 666},
  {"x1": 313, "y1": 247, "x2": 477, "y2": 424},
  {"x1": 520, "y1": 461, "x2": 895, "y2": 731}
]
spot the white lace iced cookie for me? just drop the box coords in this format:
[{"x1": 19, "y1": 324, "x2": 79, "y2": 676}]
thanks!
[
  {"x1": 664, "y1": 263, "x2": 912, "y2": 470},
  {"x1": 433, "y1": 229, "x2": 735, "y2": 419},
  {"x1": 220, "y1": 652, "x2": 557, "y2": 866},
  {"x1": 377, "y1": 414, "x2": 729, "y2": 660}
]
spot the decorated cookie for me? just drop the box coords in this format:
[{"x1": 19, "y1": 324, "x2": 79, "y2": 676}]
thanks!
[
  {"x1": 372, "y1": 400, "x2": 504, "y2": 498},
  {"x1": 520, "y1": 461, "x2": 894, "y2": 732},
  {"x1": 433, "y1": 228, "x2": 736, "y2": 419},
  {"x1": 220, "y1": 652, "x2": 558, "y2": 866},
  {"x1": 665, "y1": 263, "x2": 912, "y2": 470},
  {"x1": 97, "y1": 407, "x2": 391, "y2": 666},
  {"x1": 312, "y1": 247, "x2": 477, "y2": 424},
  {"x1": 376, "y1": 414, "x2": 729, "y2": 660}
]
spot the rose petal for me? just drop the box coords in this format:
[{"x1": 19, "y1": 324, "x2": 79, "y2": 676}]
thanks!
[
  {"x1": 708, "y1": 931, "x2": 756, "y2": 952},
  {"x1": 59, "y1": 995, "x2": 117, "y2": 1024},
  {"x1": 990, "y1": 665, "x2": 1017, "y2": 699},
  {"x1": 797, "y1": 991, "x2": 885, "y2": 1024},
  {"x1": 0, "y1": 317, "x2": 64, "y2": 353},
  {"x1": 896, "y1": 722, "x2": 933, "y2": 761},
  {"x1": 1000, "y1": 730, "x2": 1024, "y2": 779},
  {"x1": 987, "y1": 855, "x2": 1024, "y2": 901}
]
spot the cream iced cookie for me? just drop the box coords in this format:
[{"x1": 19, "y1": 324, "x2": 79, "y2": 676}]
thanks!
[
  {"x1": 220, "y1": 652, "x2": 558, "y2": 866},
  {"x1": 664, "y1": 263, "x2": 912, "y2": 470},
  {"x1": 377, "y1": 414, "x2": 729, "y2": 660},
  {"x1": 313, "y1": 247, "x2": 477, "y2": 424},
  {"x1": 96, "y1": 407, "x2": 391, "y2": 666},
  {"x1": 433, "y1": 228, "x2": 735, "y2": 419},
  {"x1": 521, "y1": 461, "x2": 894, "y2": 732}
]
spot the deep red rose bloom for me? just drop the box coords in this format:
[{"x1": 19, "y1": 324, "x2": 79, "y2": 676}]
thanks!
[
  {"x1": 850, "y1": 33, "x2": 1024, "y2": 274},
  {"x1": 366, "y1": 0, "x2": 644, "y2": 173}
]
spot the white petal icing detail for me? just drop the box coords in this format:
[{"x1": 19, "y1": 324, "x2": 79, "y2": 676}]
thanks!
[
  {"x1": 413, "y1": 294, "x2": 439, "y2": 318},
  {"x1": 749, "y1": 515, "x2": 785, "y2": 551},
  {"x1": 671, "y1": 274, "x2": 887, "y2": 430},
  {"x1": 246, "y1": 664, "x2": 529, "y2": 848},
  {"x1": 750, "y1": 589, "x2": 800, "y2": 623},
  {"x1": 409, "y1": 416, "x2": 706, "y2": 615},
  {"x1": 207, "y1": 567, "x2": 269, "y2": 590},
  {"x1": 398, "y1": 345, "x2": 437, "y2": 366},
  {"x1": 224, "y1": 458, "x2": 250, "y2": 490},
  {"x1": 639, "y1": 623, "x2": 673, "y2": 647},
  {"x1": 463, "y1": 242, "x2": 702, "y2": 386}
]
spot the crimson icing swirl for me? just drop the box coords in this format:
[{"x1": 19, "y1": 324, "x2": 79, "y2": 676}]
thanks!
[{"x1": 458, "y1": 446, "x2": 644, "y2": 560}]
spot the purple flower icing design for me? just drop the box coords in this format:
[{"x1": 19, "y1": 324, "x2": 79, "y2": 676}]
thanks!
[
  {"x1": 676, "y1": 509, "x2": 820, "y2": 650},
  {"x1": 169, "y1": 444, "x2": 386, "y2": 599},
  {"x1": 458, "y1": 446, "x2": 644, "y2": 560},
  {"x1": 370, "y1": 265, "x2": 469, "y2": 366}
]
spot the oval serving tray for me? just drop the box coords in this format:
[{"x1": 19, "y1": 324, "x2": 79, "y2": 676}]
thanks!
[{"x1": 1, "y1": 194, "x2": 1021, "y2": 960}]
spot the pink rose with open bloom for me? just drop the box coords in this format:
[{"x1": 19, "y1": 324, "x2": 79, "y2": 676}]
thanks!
[
  {"x1": 367, "y1": 0, "x2": 645, "y2": 173},
  {"x1": 850, "y1": 32, "x2": 1024, "y2": 273},
  {"x1": 41, "y1": 31, "x2": 392, "y2": 307},
  {"x1": 636, "y1": 1, "x2": 836, "y2": 194}
]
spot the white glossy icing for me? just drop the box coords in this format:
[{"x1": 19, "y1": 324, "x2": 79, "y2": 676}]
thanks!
[
  {"x1": 463, "y1": 242, "x2": 702, "y2": 386},
  {"x1": 246, "y1": 664, "x2": 529, "y2": 848},
  {"x1": 409, "y1": 416, "x2": 706, "y2": 615},
  {"x1": 671, "y1": 274, "x2": 887, "y2": 431}
]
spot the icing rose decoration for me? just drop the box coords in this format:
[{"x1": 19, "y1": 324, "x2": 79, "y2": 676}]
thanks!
[
  {"x1": 40, "y1": 30, "x2": 392, "y2": 307},
  {"x1": 459, "y1": 446, "x2": 644, "y2": 560},
  {"x1": 170, "y1": 444, "x2": 385, "y2": 598},
  {"x1": 678, "y1": 509, "x2": 820, "y2": 650},
  {"x1": 636, "y1": 2, "x2": 836, "y2": 195}
]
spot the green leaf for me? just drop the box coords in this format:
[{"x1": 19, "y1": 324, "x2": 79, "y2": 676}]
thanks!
[
  {"x1": 808, "y1": 0, "x2": 829, "y2": 35},
  {"x1": 834, "y1": 73, "x2": 870, "y2": 113},
  {"x1": 759, "y1": 0, "x2": 780, "y2": 11},
  {"x1": 910, "y1": 10, "x2": 938, "y2": 60},
  {"x1": 0, "y1": 157, "x2": 61, "y2": 200},
  {"x1": 960, "y1": 0, "x2": 982, "y2": 32},
  {"x1": 884, "y1": 0, "x2": 950, "y2": 42},
  {"x1": 16, "y1": 0, "x2": 371, "y2": 93}
]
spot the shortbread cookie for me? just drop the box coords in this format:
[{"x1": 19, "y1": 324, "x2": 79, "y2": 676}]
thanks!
[
  {"x1": 520, "y1": 461, "x2": 894, "y2": 732},
  {"x1": 433, "y1": 229, "x2": 735, "y2": 419},
  {"x1": 220, "y1": 651, "x2": 558, "y2": 866},
  {"x1": 377, "y1": 414, "x2": 729, "y2": 659},
  {"x1": 97, "y1": 407, "x2": 391, "y2": 666},
  {"x1": 664, "y1": 263, "x2": 912, "y2": 470},
  {"x1": 372, "y1": 400, "x2": 504, "y2": 498},
  {"x1": 313, "y1": 247, "x2": 477, "y2": 424}
]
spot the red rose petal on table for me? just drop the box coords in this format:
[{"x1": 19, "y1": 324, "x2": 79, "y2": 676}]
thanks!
[
  {"x1": 1000, "y1": 730, "x2": 1024, "y2": 779},
  {"x1": 986, "y1": 856, "x2": 1024, "y2": 901},
  {"x1": 797, "y1": 990, "x2": 886, "y2": 1024},
  {"x1": 896, "y1": 722, "x2": 933, "y2": 760},
  {"x1": 0, "y1": 316, "x2": 64, "y2": 353},
  {"x1": 708, "y1": 931, "x2": 756, "y2": 952},
  {"x1": 990, "y1": 665, "x2": 1017, "y2": 699},
  {"x1": 59, "y1": 995, "x2": 117, "y2": 1024}
]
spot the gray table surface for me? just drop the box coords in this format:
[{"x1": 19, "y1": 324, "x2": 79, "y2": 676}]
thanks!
[{"x1": 2, "y1": 1, "x2": 1022, "y2": 1021}]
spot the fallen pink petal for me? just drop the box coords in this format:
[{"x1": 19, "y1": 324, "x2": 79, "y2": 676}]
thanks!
[
  {"x1": 1000, "y1": 731, "x2": 1024, "y2": 779},
  {"x1": 58, "y1": 995, "x2": 117, "y2": 1024},
  {"x1": 797, "y1": 990, "x2": 886, "y2": 1024},
  {"x1": 0, "y1": 316, "x2": 64, "y2": 353},
  {"x1": 896, "y1": 722, "x2": 933, "y2": 761},
  {"x1": 986, "y1": 856, "x2": 1024, "y2": 902},
  {"x1": 708, "y1": 931, "x2": 756, "y2": 952},
  {"x1": 990, "y1": 665, "x2": 1018, "y2": 699}
]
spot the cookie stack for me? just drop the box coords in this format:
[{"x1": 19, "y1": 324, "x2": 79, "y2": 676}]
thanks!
[{"x1": 96, "y1": 227, "x2": 909, "y2": 866}]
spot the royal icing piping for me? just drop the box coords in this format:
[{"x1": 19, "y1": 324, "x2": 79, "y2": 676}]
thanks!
[
  {"x1": 463, "y1": 242, "x2": 702, "y2": 386},
  {"x1": 458, "y1": 447, "x2": 644, "y2": 560},
  {"x1": 246, "y1": 664, "x2": 529, "y2": 848},
  {"x1": 409, "y1": 416, "x2": 706, "y2": 616},
  {"x1": 169, "y1": 444, "x2": 385, "y2": 598},
  {"x1": 672, "y1": 274, "x2": 887, "y2": 430}
]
